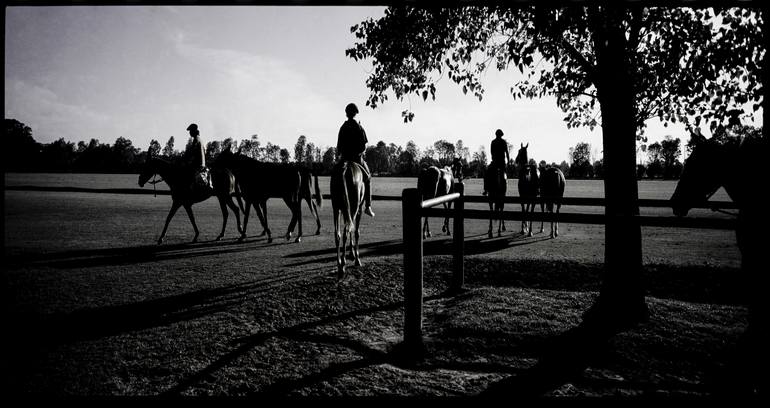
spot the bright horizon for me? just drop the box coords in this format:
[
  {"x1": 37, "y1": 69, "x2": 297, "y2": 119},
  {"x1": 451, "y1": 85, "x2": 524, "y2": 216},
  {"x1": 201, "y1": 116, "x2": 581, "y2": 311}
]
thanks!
[{"x1": 5, "y1": 6, "x2": 763, "y2": 165}]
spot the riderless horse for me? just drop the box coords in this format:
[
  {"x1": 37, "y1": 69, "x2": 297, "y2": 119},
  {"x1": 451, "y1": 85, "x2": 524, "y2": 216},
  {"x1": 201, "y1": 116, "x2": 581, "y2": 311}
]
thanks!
[
  {"x1": 331, "y1": 160, "x2": 366, "y2": 279},
  {"x1": 540, "y1": 166, "x2": 566, "y2": 238},
  {"x1": 215, "y1": 149, "x2": 321, "y2": 243},
  {"x1": 515, "y1": 143, "x2": 540, "y2": 237},
  {"x1": 417, "y1": 165, "x2": 455, "y2": 239},
  {"x1": 138, "y1": 156, "x2": 243, "y2": 244},
  {"x1": 671, "y1": 129, "x2": 768, "y2": 394}
]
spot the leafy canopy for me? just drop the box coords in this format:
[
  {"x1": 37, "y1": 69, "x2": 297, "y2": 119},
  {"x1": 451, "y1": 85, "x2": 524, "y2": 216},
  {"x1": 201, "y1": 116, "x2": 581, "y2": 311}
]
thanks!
[{"x1": 346, "y1": 6, "x2": 764, "y2": 137}]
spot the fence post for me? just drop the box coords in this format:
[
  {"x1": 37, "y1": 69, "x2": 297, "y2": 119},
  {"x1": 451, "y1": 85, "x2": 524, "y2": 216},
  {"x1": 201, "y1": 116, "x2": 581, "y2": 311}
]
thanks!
[
  {"x1": 452, "y1": 182, "x2": 464, "y2": 292},
  {"x1": 401, "y1": 188, "x2": 424, "y2": 356}
]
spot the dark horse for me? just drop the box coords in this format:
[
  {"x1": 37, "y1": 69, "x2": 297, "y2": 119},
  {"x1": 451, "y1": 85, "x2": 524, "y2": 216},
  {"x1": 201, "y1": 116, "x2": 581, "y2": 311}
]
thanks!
[
  {"x1": 671, "y1": 131, "x2": 769, "y2": 393},
  {"x1": 331, "y1": 161, "x2": 366, "y2": 279},
  {"x1": 138, "y1": 157, "x2": 243, "y2": 244},
  {"x1": 417, "y1": 165, "x2": 455, "y2": 239},
  {"x1": 215, "y1": 149, "x2": 321, "y2": 243},
  {"x1": 540, "y1": 166, "x2": 566, "y2": 238},
  {"x1": 515, "y1": 143, "x2": 539, "y2": 237},
  {"x1": 484, "y1": 159, "x2": 508, "y2": 238}
]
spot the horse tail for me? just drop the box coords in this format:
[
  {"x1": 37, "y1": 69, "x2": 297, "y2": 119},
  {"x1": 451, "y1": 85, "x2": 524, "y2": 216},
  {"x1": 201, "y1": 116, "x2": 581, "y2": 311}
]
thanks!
[{"x1": 313, "y1": 171, "x2": 323, "y2": 209}]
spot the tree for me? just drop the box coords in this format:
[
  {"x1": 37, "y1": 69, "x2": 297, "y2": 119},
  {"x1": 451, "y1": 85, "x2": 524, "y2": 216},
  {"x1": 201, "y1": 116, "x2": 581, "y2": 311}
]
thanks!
[
  {"x1": 568, "y1": 142, "x2": 593, "y2": 178},
  {"x1": 659, "y1": 136, "x2": 682, "y2": 179},
  {"x1": 4, "y1": 118, "x2": 40, "y2": 172},
  {"x1": 433, "y1": 139, "x2": 456, "y2": 166},
  {"x1": 238, "y1": 134, "x2": 262, "y2": 159},
  {"x1": 162, "y1": 136, "x2": 177, "y2": 158},
  {"x1": 39, "y1": 138, "x2": 75, "y2": 172},
  {"x1": 263, "y1": 142, "x2": 283, "y2": 163},
  {"x1": 456, "y1": 139, "x2": 470, "y2": 163},
  {"x1": 347, "y1": 5, "x2": 764, "y2": 329},
  {"x1": 294, "y1": 135, "x2": 307, "y2": 163},
  {"x1": 646, "y1": 142, "x2": 663, "y2": 178},
  {"x1": 279, "y1": 148, "x2": 291, "y2": 164},
  {"x1": 148, "y1": 139, "x2": 162, "y2": 158},
  {"x1": 469, "y1": 146, "x2": 488, "y2": 177},
  {"x1": 112, "y1": 136, "x2": 139, "y2": 172},
  {"x1": 322, "y1": 146, "x2": 337, "y2": 174}
]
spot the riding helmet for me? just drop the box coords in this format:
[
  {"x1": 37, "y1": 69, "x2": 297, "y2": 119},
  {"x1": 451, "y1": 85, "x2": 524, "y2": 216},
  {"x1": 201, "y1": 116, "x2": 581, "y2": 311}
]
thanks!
[
  {"x1": 187, "y1": 123, "x2": 198, "y2": 132},
  {"x1": 495, "y1": 129, "x2": 504, "y2": 137},
  {"x1": 345, "y1": 103, "x2": 359, "y2": 116}
]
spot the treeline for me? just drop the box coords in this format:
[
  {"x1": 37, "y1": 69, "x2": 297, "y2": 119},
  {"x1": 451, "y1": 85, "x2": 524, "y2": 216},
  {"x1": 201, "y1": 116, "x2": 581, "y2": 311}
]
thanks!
[{"x1": 4, "y1": 118, "x2": 758, "y2": 179}]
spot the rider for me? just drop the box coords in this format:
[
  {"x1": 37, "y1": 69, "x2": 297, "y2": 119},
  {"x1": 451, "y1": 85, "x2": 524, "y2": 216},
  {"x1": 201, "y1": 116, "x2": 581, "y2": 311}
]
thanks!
[
  {"x1": 336, "y1": 103, "x2": 374, "y2": 217},
  {"x1": 483, "y1": 129, "x2": 511, "y2": 196},
  {"x1": 184, "y1": 123, "x2": 212, "y2": 190}
]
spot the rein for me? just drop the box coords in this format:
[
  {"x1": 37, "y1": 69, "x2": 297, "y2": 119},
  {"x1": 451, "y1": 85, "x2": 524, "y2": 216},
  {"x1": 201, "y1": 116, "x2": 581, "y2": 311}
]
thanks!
[{"x1": 149, "y1": 175, "x2": 164, "y2": 198}]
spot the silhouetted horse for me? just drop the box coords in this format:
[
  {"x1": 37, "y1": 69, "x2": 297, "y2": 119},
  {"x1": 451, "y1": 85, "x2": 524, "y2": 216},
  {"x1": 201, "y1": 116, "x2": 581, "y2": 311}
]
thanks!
[
  {"x1": 331, "y1": 161, "x2": 366, "y2": 279},
  {"x1": 484, "y1": 161, "x2": 508, "y2": 238},
  {"x1": 671, "y1": 131, "x2": 769, "y2": 392},
  {"x1": 138, "y1": 157, "x2": 242, "y2": 245},
  {"x1": 417, "y1": 166, "x2": 455, "y2": 239},
  {"x1": 215, "y1": 150, "x2": 320, "y2": 243},
  {"x1": 515, "y1": 143, "x2": 539, "y2": 236},
  {"x1": 539, "y1": 167, "x2": 566, "y2": 238}
]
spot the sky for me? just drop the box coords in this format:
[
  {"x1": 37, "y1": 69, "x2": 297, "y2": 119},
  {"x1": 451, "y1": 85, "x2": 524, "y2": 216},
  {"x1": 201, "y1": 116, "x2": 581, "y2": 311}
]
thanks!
[{"x1": 4, "y1": 6, "x2": 763, "y2": 165}]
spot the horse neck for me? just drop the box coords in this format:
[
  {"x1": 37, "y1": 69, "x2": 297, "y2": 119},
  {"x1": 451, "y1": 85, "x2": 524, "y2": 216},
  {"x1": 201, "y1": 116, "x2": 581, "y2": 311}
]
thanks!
[{"x1": 151, "y1": 159, "x2": 179, "y2": 185}]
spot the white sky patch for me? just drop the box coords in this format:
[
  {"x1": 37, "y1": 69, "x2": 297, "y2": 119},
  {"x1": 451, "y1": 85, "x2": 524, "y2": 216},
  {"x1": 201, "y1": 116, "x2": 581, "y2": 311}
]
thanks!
[
  {"x1": 5, "y1": 79, "x2": 111, "y2": 143},
  {"x1": 171, "y1": 31, "x2": 340, "y2": 148}
]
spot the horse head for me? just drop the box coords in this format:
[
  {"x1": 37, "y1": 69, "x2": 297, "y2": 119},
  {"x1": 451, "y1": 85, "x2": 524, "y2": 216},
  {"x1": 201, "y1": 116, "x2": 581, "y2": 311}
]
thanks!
[
  {"x1": 671, "y1": 135, "x2": 723, "y2": 217},
  {"x1": 515, "y1": 143, "x2": 529, "y2": 168},
  {"x1": 138, "y1": 157, "x2": 162, "y2": 187}
]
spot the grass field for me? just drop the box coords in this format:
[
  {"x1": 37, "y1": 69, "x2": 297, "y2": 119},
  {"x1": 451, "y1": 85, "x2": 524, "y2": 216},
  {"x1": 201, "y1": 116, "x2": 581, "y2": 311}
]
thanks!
[{"x1": 3, "y1": 173, "x2": 750, "y2": 398}]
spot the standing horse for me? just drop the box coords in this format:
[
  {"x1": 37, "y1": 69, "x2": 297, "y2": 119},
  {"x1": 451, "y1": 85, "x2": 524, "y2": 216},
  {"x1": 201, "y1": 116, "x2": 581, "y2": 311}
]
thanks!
[
  {"x1": 484, "y1": 160, "x2": 508, "y2": 238},
  {"x1": 539, "y1": 166, "x2": 566, "y2": 238},
  {"x1": 215, "y1": 150, "x2": 315, "y2": 243},
  {"x1": 671, "y1": 131, "x2": 769, "y2": 391},
  {"x1": 417, "y1": 166, "x2": 455, "y2": 239},
  {"x1": 138, "y1": 157, "x2": 242, "y2": 245},
  {"x1": 515, "y1": 143, "x2": 540, "y2": 236},
  {"x1": 331, "y1": 161, "x2": 366, "y2": 279}
]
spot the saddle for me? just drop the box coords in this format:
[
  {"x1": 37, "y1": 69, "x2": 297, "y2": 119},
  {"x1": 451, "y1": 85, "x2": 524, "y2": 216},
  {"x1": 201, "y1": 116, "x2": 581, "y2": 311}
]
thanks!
[{"x1": 191, "y1": 167, "x2": 213, "y2": 192}]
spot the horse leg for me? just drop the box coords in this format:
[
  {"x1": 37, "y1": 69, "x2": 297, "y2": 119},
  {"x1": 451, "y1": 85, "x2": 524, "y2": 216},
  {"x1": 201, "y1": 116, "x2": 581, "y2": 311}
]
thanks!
[
  {"x1": 488, "y1": 200, "x2": 494, "y2": 238},
  {"x1": 294, "y1": 200, "x2": 303, "y2": 243},
  {"x1": 283, "y1": 197, "x2": 298, "y2": 242},
  {"x1": 520, "y1": 203, "x2": 527, "y2": 234},
  {"x1": 183, "y1": 204, "x2": 200, "y2": 243},
  {"x1": 216, "y1": 198, "x2": 228, "y2": 241},
  {"x1": 158, "y1": 201, "x2": 182, "y2": 245},
  {"x1": 500, "y1": 201, "x2": 506, "y2": 232},
  {"x1": 340, "y1": 222, "x2": 349, "y2": 280},
  {"x1": 333, "y1": 209, "x2": 344, "y2": 279},
  {"x1": 497, "y1": 202, "x2": 503, "y2": 237},
  {"x1": 353, "y1": 209, "x2": 363, "y2": 268},
  {"x1": 423, "y1": 217, "x2": 431, "y2": 239},
  {"x1": 527, "y1": 202, "x2": 534, "y2": 237},
  {"x1": 540, "y1": 201, "x2": 545, "y2": 234},
  {"x1": 308, "y1": 199, "x2": 321, "y2": 235},
  {"x1": 240, "y1": 201, "x2": 251, "y2": 241},
  {"x1": 444, "y1": 202, "x2": 452, "y2": 236},
  {"x1": 554, "y1": 203, "x2": 561, "y2": 238},
  {"x1": 225, "y1": 197, "x2": 243, "y2": 236}
]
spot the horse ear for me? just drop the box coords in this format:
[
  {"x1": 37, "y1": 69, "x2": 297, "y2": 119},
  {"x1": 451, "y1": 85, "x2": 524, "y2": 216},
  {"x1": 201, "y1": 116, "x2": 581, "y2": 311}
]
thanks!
[
  {"x1": 521, "y1": 143, "x2": 524, "y2": 148},
  {"x1": 525, "y1": 143, "x2": 529, "y2": 149}
]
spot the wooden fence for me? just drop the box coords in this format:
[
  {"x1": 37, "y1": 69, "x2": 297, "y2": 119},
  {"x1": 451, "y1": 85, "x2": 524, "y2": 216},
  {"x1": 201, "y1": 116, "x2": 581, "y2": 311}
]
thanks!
[{"x1": 399, "y1": 181, "x2": 736, "y2": 356}]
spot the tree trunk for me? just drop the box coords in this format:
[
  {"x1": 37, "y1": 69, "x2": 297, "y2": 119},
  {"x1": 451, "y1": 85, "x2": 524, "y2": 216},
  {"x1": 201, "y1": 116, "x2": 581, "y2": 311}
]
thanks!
[{"x1": 582, "y1": 6, "x2": 648, "y2": 332}]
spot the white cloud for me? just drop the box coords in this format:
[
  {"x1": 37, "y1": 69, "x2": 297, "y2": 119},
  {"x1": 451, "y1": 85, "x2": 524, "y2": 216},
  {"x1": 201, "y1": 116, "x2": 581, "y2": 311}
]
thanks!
[{"x1": 5, "y1": 79, "x2": 111, "y2": 143}]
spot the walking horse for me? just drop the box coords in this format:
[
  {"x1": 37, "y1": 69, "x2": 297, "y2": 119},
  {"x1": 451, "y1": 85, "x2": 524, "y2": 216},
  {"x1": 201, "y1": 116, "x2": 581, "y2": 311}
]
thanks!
[
  {"x1": 515, "y1": 143, "x2": 539, "y2": 236},
  {"x1": 417, "y1": 166, "x2": 455, "y2": 239}
]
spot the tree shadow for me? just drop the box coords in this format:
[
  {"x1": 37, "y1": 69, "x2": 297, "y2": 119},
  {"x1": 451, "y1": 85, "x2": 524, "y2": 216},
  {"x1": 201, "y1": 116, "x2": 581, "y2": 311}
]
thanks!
[
  {"x1": 283, "y1": 234, "x2": 551, "y2": 268},
  {"x1": 6, "y1": 269, "x2": 320, "y2": 348},
  {"x1": 4, "y1": 236, "x2": 284, "y2": 269}
]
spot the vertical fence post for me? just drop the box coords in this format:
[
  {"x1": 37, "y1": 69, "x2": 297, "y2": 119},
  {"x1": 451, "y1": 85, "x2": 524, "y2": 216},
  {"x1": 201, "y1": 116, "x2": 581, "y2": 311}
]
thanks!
[
  {"x1": 452, "y1": 182, "x2": 464, "y2": 293},
  {"x1": 402, "y1": 188, "x2": 424, "y2": 356}
]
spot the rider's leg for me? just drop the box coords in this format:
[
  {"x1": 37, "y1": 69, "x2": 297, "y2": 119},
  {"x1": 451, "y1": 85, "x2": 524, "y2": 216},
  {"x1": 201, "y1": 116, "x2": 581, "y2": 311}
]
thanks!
[{"x1": 361, "y1": 160, "x2": 375, "y2": 217}]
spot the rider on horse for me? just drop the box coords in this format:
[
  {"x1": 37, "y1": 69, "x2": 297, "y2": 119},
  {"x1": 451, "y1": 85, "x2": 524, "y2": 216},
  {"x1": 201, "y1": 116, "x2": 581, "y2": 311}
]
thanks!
[
  {"x1": 335, "y1": 103, "x2": 374, "y2": 217},
  {"x1": 483, "y1": 129, "x2": 511, "y2": 196},
  {"x1": 184, "y1": 123, "x2": 213, "y2": 192}
]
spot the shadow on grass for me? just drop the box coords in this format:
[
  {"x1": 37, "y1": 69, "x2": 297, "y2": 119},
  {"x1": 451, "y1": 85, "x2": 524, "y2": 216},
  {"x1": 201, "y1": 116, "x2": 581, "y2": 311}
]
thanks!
[
  {"x1": 283, "y1": 234, "x2": 552, "y2": 268},
  {"x1": 4, "y1": 236, "x2": 285, "y2": 269}
]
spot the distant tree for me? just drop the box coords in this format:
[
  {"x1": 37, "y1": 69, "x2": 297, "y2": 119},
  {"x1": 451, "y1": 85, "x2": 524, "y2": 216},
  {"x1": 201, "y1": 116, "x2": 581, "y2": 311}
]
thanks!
[
  {"x1": 568, "y1": 142, "x2": 592, "y2": 178},
  {"x1": 395, "y1": 140, "x2": 419, "y2": 176},
  {"x1": 646, "y1": 142, "x2": 663, "y2": 178},
  {"x1": 433, "y1": 139, "x2": 456, "y2": 166},
  {"x1": 205, "y1": 140, "x2": 223, "y2": 164},
  {"x1": 558, "y1": 160, "x2": 570, "y2": 176},
  {"x1": 4, "y1": 118, "x2": 40, "y2": 172},
  {"x1": 222, "y1": 138, "x2": 236, "y2": 154},
  {"x1": 148, "y1": 139, "x2": 161, "y2": 158},
  {"x1": 279, "y1": 148, "x2": 291, "y2": 163},
  {"x1": 455, "y1": 139, "x2": 470, "y2": 163},
  {"x1": 322, "y1": 146, "x2": 337, "y2": 174},
  {"x1": 365, "y1": 140, "x2": 391, "y2": 175},
  {"x1": 39, "y1": 138, "x2": 76, "y2": 172},
  {"x1": 469, "y1": 146, "x2": 488, "y2": 177},
  {"x1": 660, "y1": 136, "x2": 682, "y2": 179},
  {"x1": 593, "y1": 159, "x2": 604, "y2": 179},
  {"x1": 294, "y1": 135, "x2": 307, "y2": 163},
  {"x1": 238, "y1": 135, "x2": 262, "y2": 159},
  {"x1": 263, "y1": 142, "x2": 283, "y2": 163},
  {"x1": 162, "y1": 136, "x2": 177, "y2": 158},
  {"x1": 112, "y1": 136, "x2": 139, "y2": 172},
  {"x1": 73, "y1": 138, "x2": 112, "y2": 172}
]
